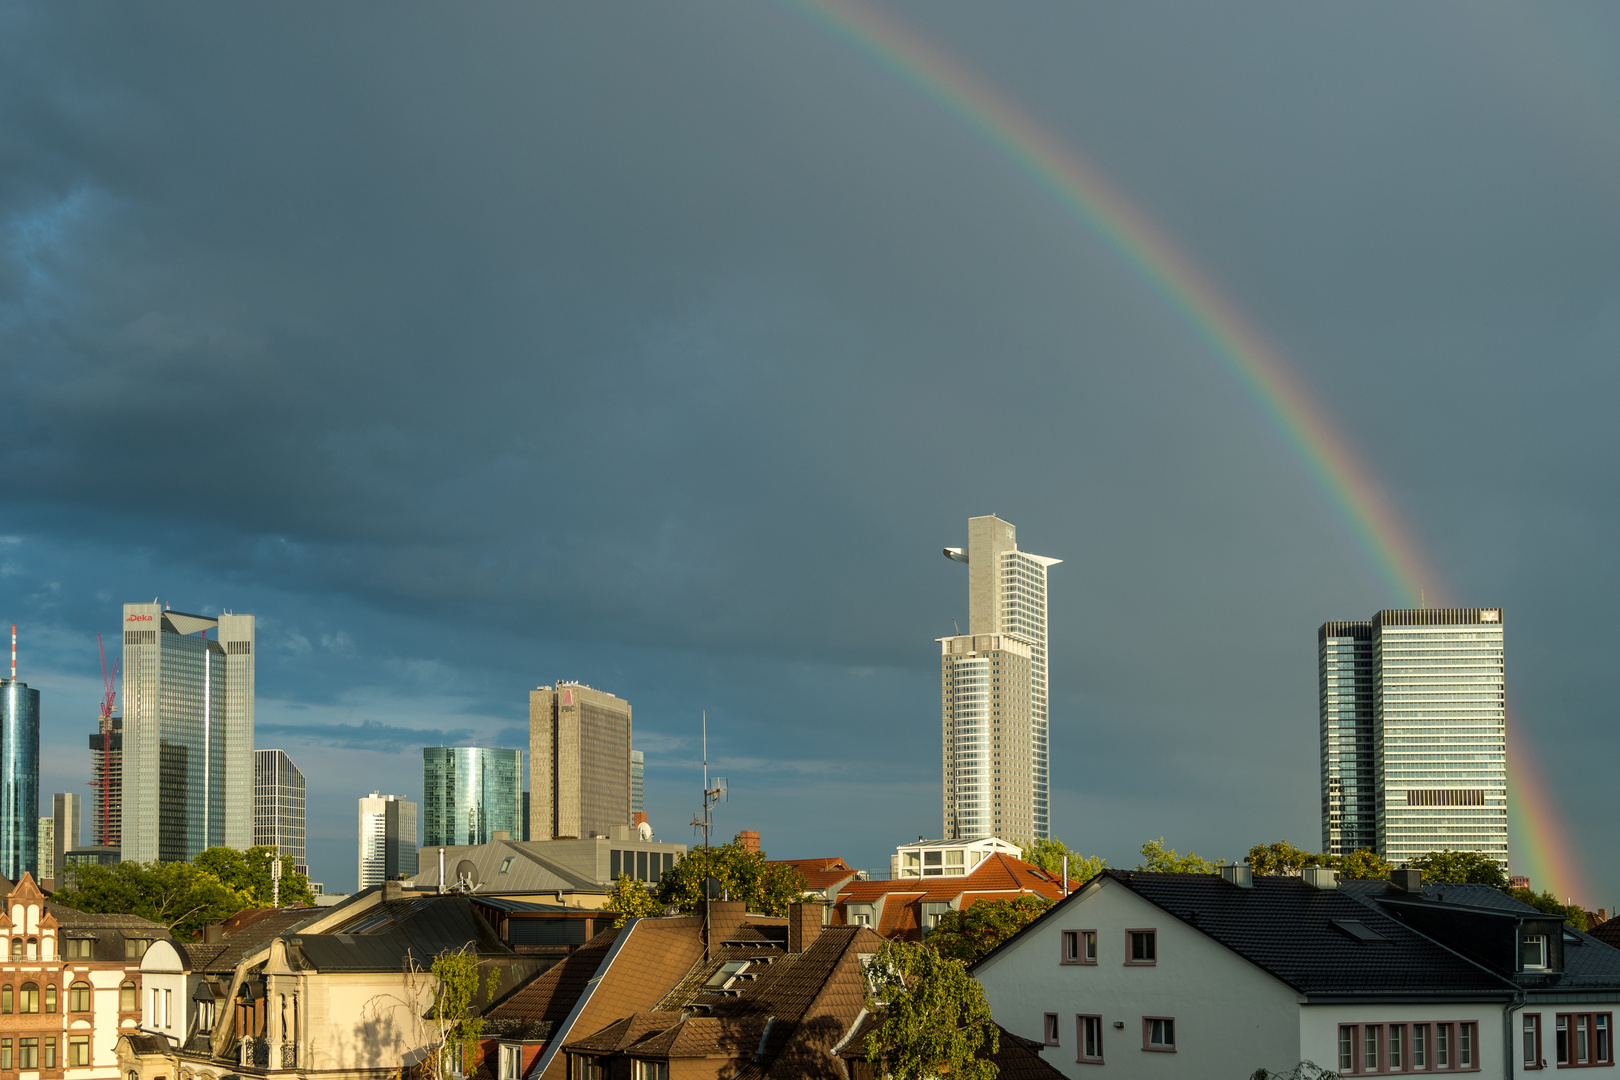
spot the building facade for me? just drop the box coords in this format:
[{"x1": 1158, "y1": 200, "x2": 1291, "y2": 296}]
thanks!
[
  {"x1": 51, "y1": 795, "x2": 81, "y2": 882},
  {"x1": 630, "y1": 750, "x2": 644, "y2": 817},
  {"x1": 253, "y1": 751, "x2": 307, "y2": 873},
  {"x1": 36, "y1": 819, "x2": 52, "y2": 884},
  {"x1": 421, "y1": 747, "x2": 522, "y2": 848},
  {"x1": 356, "y1": 793, "x2": 417, "y2": 890},
  {"x1": 0, "y1": 672, "x2": 39, "y2": 881},
  {"x1": 940, "y1": 515, "x2": 1060, "y2": 844},
  {"x1": 529, "y1": 683, "x2": 632, "y2": 841},
  {"x1": 119, "y1": 605, "x2": 254, "y2": 863},
  {"x1": 88, "y1": 718, "x2": 121, "y2": 850},
  {"x1": 1319, "y1": 608, "x2": 1507, "y2": 869}
]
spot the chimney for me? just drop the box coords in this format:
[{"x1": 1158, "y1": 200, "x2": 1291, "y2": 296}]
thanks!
[
  {"x1": 1302, "y1": 866, "x2": 1338, "y2": 890},
  {"x1": 202, "y1": 924, "x2": 224, "y2": 944},
  {"x1": 492, "y1": 830, "x2": 511, "y2": 842},
  {"x1": 1600, "y1": 908, "x2": 1610, "y2": 924},
  {"x1": 699, "y1": 901, "x2": 747, "y2": 953},
  {"x1": 633, "y1": 812, "x2": 648, "y2": 828},
  {"x1": 1218, "y1": 863, "x2": 1253, "y2": 889},
  {"x1": 788, "y1": 903, "x2": 823, "y2": 954},
  {"x1": 383, "y1": 879, "x2": 405, "y2": 903},
  {"x1": 737, "y1": 830, "x2": 760, "y2": 854},
  {"x1": 1389, "y1": 868, "x2": 1423, "y2": 893}
]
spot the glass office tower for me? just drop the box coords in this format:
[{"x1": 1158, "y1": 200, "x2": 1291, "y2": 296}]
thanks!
[
  {"x1": 1320, "y1": 621, "x2": 1376, "y2": 856},
  {"x1": 358, "y1": 792, "x2": 418, "y2": 889},
  {"x1": 254, "y1": 749, "x2": 308, "y2": 873},
  {"x1": 422, "y1": 747, "x2": 523, "y2": 847},
  {"x1": 0, "y1": 673, "x2": 39, "y2": 881}
]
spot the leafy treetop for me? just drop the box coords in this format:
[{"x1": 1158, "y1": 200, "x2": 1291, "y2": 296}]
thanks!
[
  {"x1": 1136, "y1": 837, "x2": 1222, "y2": 874},
  {"x1": 654, "y1": 838, "x2": 808, "y2": 917},
  {"x1": 193, "y1": 846, "x2": 317, "y2": 907},
  {"x1": 927, "y1": 894, "x2": 1053, "y2": 964},
  {"x1": 1244, "y1": 842, "x2": 1391, "y2": 880},
  {"x1": 52, "y1": 860, "x2": 250, "y2": 938},
  {"x1": 1018, "y1": 837, "x2": 1104, "y2": 883},
  {"x1": 1510, "y1": 887, "x2": 1588, "y2": 932},
  {"x1": 1407, "y1": 850, "x2": 1507, "y2": 890},
  {"x1": 861, "y1": 939, "x2": 1000, "y2": 1080},
  {"x1": 604, "y1": 874, "x2": 665, "y2": 927}
]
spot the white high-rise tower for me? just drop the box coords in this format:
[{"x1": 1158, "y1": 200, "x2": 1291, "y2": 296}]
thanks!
[{"x1": 940, "y1": 515, "x2": 1060, "y2": 844}]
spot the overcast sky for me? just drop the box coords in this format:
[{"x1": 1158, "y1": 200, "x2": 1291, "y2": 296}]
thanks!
[{"x1": 4, "y1": 2, "x2": 1619, "y2": 901}]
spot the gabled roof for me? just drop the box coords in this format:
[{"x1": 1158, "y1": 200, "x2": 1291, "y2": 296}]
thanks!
[
  {"x1": 197, "y1": 908, "x2": 326, "y2": 973},
  {"x1": 487, "y1": 927, "x2": 624, "y2": 1028},
  {"x1": 45, "y1": 903, "x2": 169, "y2": 933},
  {"x1": 975, "y1": 870, "x2": 1512, "y2": 998},
  {"x1": 292, "y1": 895, "x2": 512, "y2": 972},
  {"x1": 1588, "y1": 916, "x2": 1620, "y2": 951},
  {"x1": 764, "y1": 859, "x2": 858, "y2": 892},
  {"x1": 832, "y1": 854, "x2": 1073, "y2": 938}
]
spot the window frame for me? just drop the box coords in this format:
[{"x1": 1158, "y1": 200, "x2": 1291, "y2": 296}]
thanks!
[
  {"x1": 1142, "y1": 1015, "x2": 1176, "y2": 1053},
  {"x1": 68, "y1": 1035, "x2": 89, "y2": 1067},
  {"x1": 69, "y1": 980, "x2": 91, "y2": 1013},
  {"x1": 19, "y1": 981, "x2": 38, "y2": 1014},
  {"x1": 1043, "y1": 1013, "x2": 1060, "y2": 1047},
  {"x1": 1061, "y1": 929, "x2": 1097, "y2": 966},
  {"x1": 1524, "y1": 1012, "x2": 1543, "y2": 1070},
  {"x1": 1125, "y1": 928, "x2": 1157, "y2": 966},
  {"x1": 1340, "y1": 1021, "x2": 1484, "y2": 1074},
  {"x1": 498, "y1": 1044, "x2": 522, "y2": 1080},
  {"x1": 1077, "y1": 1015, "x2": 1104, "y2": 1064},
  {"x1": 120, "y1": 980, "x2": 138, "y2": 1012},
  {"x1": 1554, "y1": 1012, "x2": 1613, "y2": 1068},
  {"x1": 1523, "y1": 933, "x2": 1550, "y2": 971}
]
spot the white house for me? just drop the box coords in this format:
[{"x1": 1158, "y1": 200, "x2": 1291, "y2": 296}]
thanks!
[{"x1": 972, "y1": 865, "x2": 1620, "y2": 1079}]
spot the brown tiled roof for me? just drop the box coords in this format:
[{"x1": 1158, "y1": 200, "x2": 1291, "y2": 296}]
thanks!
[
  {"x1": 487, "y1": 927, "x2": 624, "y2": 1027},
  {"x1": 832, "y1": 854, "x2": 1073, "y2": 940},
  {"x1": 174, "y1": 943, "x2": 228, "y2": 970},
  {"x1": 1588, "y1": 917, "x2": 1620, "y2": 950},
  {"x1": 766, "y1": 859, "x2": 858, "y2": 891},
  {"x1": 44, "y1": 904, "x2": 169, "y2": 932}
]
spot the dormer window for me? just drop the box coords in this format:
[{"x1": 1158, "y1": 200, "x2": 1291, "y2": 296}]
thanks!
[{"x1": 1522, "y1": 933, "x2": 1549, "y2": 970}]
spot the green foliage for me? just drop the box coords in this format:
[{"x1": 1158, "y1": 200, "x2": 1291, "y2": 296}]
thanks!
[
  {"x1": 861, "y1": 939, "x2": 999, "y2": 1080},
  {"x1": 1136, "y1": 837, "x2": 1222, "y2": 874},
  {"x1": 604, "y1": 875, "x2": 665, "y2": 927},
  {"x1": 1407, "y1": 850, "x2": 1508, "y2": 890},
  {"x1": 1018, "y1": 837, "x2": 1105, "y2": 883},
  {"x1": 53, "y1": 860, "x2": 250, "y2": 938},
  {"x1": 1243, "y1": 843, "x2": 1389, "y2": 880},
  {"x1": 193, "y1": 847, "x2": 316, "y2": 907},
  {"x1": 927, "y1": 895, "x2": 1053, "y2": 964},
  {"x1": 430, "y1": 946, "x2": 500, "y2": 1080},
  {"x1": 1333, "y1": 849, "x2": 1394, "y2": 880},
  {"x1": 654, "y1": 839, "x2": 808, "y2": 917},
  {"x1": 1509, "y1": 887, "x2": 1589, "y2": 932}
]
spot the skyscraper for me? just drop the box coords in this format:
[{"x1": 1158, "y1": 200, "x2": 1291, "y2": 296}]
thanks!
[
  {"x1": 254, "y1": 750, "x2": 308, "y2": 873},
  {"x1": 422, "y1": 747, "x2": 523, "y2": 847},
  {"x1": 630, "y1": 750, "x2": 645, "y2": 817},
  {"x1": 36, "y1": 817, "x2": 52, "y2": 882},
  {"x1": 51, "y1": 793, "x2": 80, "y2": 878},
  {"x1": 357, "y1": 792, "x2": 418, "y2": 890},
  {"x1": 120, "y1": 604, "x2": 254, "y2": 862},
  {"x1": 88, "y1": 718, "x2": 121, "y2": 848},
  {"x1": 940, "y1": 515, "x2": 1060, "y2": 845},
  {"x1": 1319, "y1": 608, "x2": 1507, "y2": 869},
  {"x1": 530, "y1": 682, "x2": 632, "y2": 841},
  {"x1": 0, "y1": 643, "x2": 40, "y2": 881}
]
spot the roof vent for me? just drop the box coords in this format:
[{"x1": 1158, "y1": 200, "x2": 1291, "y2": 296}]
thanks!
[
  {"x1": 1219, "y1": 863, "x2": 1253, "y2": 889},
  {"x1": 1389, "y1": 868, "x2": 1423, "y2": 893},
  {"x1": 1303, "y1": 866, "x2": 1338, "y2": 890}
]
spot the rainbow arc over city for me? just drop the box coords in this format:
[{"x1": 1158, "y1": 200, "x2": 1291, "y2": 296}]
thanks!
[{"x1": 786, "y1": 0, "x2": 1586, "y2": 904}]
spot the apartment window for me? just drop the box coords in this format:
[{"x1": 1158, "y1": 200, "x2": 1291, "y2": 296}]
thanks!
[
  {"x1": 498, "y1": 1044, "x2": 522, "y2": 1080},
  {"x1": 69, "y1": 1035, "x2": 89, "y2": 1067},
  {"x1": 19, "y1": 1037, "x2": 37, "y2": 1069},
  {"x1": 1366, "y1": 1025, "x2": 1381, "y2": 1070},
  {"x1": 45, "y1": 984, "x2": 55, "y2": 1013},
  {"x1": 2, "y1": 984, "x2": 11, "y2": 1013},
  {"x1": 1043, "y1": 1013, "x2": 1060, "y2": 1046},
  {"x1": 1524, "y1": 1013, "x2": 1542, "y2": 1069},
  {"x1": 633, "y1": 1060, "x2": 668, "y2": 1080},
  {"x1": 1556, "y1": 1013, "x2": 1614, "y2": 1066},
  {"x1": 25, "y1": 938, "x2": 36, "y2": 961},
  {"x1": 2, "y1": 1038, "x2": 11, "y2": 1070},
  {"x1": 1078, "y1": 1015, "x2": 1104, "y2": 1063},
  {"x1": 1461, "y1": 1022, "x2": 1474, "y2": 1067},
  {"x1": 1339, "y1": 1026, "x2": 1354, "y2": 1072},
  {"x1": 1414, "y1": 1023, "x2": 1427, "y2": 1069},
  {"x1": 43, "y1": 1037, "x2": 55, "y2": 1069},
  {"x1": 1061, "y1": 930, "x2": 1096, "y2": 965},
  {"x1": 1437, "y1": 1022, "x2": 1451, "y2": 1067},
  {"x1": 1126, "y1": 930, "x2": 1157, "y2": 965},
  {"x1": 1143, "y1": 1017, "x2": 1175, "y2": 1052},
  {"x1": 125, "y1": 938, "x2": 149, "y2": 959},
  {"x1": 1389, "y1": 1024, "x2": 1404, "y2": 1071},
  {"x1": 70, "y1": 980, "x2": 91, "y2": 1012},
  {"x1": 121, "y1": 981, "x2": 137, "y2": 1012},
  {"x1": 921, "y1": 902, "x2": 951, "y2": 933},
  {"x1": 65, "y1": 937, "x2": 92, "y2": 959},
  {"x1": 1522, "y1": 933, "x2": 1549, "y2": 970},
  {"x1": 9, "y1": 937, "x2": 19, "y2": 960},
  {"x1": 848, "y1": 904, "x2": 874, "y2": 927},
  {"x1": 20, "y1": 981, "x2": 37, "y2": 1013}
]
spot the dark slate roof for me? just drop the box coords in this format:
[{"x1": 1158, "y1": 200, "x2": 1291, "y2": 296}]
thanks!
[
  {"x1": 1588, "y1": 917, "x2": 1620, "y2": 951},
  {"x1": 990, "y1": 870, "x2": 1513, "y2": 998},
  {"x1": 45, "y1": 903, "x2": 167, "y2": 933},
  {"x1": 201, "y1": 908, "x2": 327, "y2": 973},
  {"x1": 292, "y1": 895, "x2": 512, "y2": 972}
]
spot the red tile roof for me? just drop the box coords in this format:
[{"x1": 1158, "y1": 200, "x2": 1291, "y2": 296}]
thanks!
[
  {"x1": 831, "y1": 854, "x2": 1076, "y2": 940},
  {"x1": 765, "y1": 858, "x2": 859, "y2": 891}
]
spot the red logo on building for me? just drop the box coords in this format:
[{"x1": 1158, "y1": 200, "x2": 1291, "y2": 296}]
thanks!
[
  {"x1": 126, "y1": 615, "x2": 153, "y2": 622},
  {"x1": 563, "y1": 688, "x2": 573, "y2": 706}
]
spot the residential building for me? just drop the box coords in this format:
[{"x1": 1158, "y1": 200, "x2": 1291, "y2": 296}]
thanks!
[
  {"x1": 422, "y1": 746, "x2": 523, "y2": 848},
  {"x1": 119, "y1": 605, "x2": 255, "y2": 863},
  {"x1": 36, "y1": 817, "x2": 52, "y2": 884},
  {"x1": 0, "y1": 871, "x2": 170, "y2": 1079},
  {"x1": 630, "y1": 749, "x2": 644, "y2": 817},
  {"x1": 970, "y1": 864, "x2": 1620, "y2": 1079},
  {"x1": 89, "y1": 717, "x2": 122, "y2": 849},
  {"x1": 252, "y1": 750, "x2": 307, "y2": 873},
  {"x1": 357, "y1": 792, "x2": 417, "y2": 890},
  {"x1": 892, "y1": 835, "x2": 1021, "y2": 878},
  {"x1": 941, "y1": 515, "x2": 1060, "y2": 845},
  {"x1": 407, "y1": 831, "x2": 686, "y2": 901},
  {"x1": 1319, "y1": 608, "x2": 1507, "y2": 868},
  {"x1": 0, "y1": 662, "x2": 39, "y2": 881},
  {"x1": 529, "y1": 682, "x2": 632, "y2": 841},
  {"x1": 51, "y1": 793, "x2": 81, "y2": 883},
  {"x1": 763, "y1": 856, "x2": 861, "y2": 904},
  {"x1": 832, "y1": 850, "x2": 1075, "y2": 940}
]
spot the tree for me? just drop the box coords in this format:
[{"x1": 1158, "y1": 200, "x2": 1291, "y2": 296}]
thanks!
[
  {"x1": 603, "y1": 875, "x2": 664, "y2": 927},
  {"x1": 1136, "y1": 837, "x2": 1222, "y2": 874},
  {"x1": 1018, "y1": 838, "x2": 1104, "y2": 883},
  {"x1": 429, "y1": 946, "x2": 499, "y2": 1080},
  {"x1": 1510, "y1": 887, "x2": 1589, "y2": 932},
  {"x1": 927, "y1": 895, "x2": 1053, "y2": 964},
  {"x1": 1246, "y1": 842, "x2": 1323, "y2": 876},
  {"x1": 861, "y1": 939, "x2": 999, "y2": 1080},
  {"x1": 1333, "y1": 849, "x2": 1393, "y2": 880},
  {"x1": 1407, "y1": 851, "x2": 1507, "y2": 889},
  {"x1": 193, "y1": 847, "x2": 317, "y2": 907},
  {"x1": 53, "y1": 861, "x2": 250, "y2": 938},
  {"x1": 655, "y1": 839, "x2": 808, "y2": 916}
]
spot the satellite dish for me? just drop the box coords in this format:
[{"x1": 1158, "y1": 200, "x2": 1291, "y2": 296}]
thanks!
[
  {"x1": 703, "y1": 876, "x2": 724, "y2": 900},
  {"x1": 455, "y1": 860, "x2": 480, "y2": 887},
  {"x1": 636, "y1": 821, "x2": 654, "y2": 841}
]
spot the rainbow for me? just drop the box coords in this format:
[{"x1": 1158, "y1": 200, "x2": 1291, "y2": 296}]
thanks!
[{"x1": 782, "y1": 0, "x2": 1589, "y2": 906}]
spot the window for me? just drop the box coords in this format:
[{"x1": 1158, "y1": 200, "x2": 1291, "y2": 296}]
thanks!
[
  {"x1": 1144, "y1": 1017, "x2": 1175, "y2": 1052},
  {"x1": 20, "y1": 981, "x2": 38, "y2": 1013},
  {"x1": 45, "y1": 983, "x2": 55, "y2": 1013},
  {"x1": 1126, "y1": 930, "x2": 1156, "y2": 965},
  {"x1": 921, "y1": 902, "x2": 951, "y2": 933},
  {"x1": 580, "y1": 1057, "x2": 599, "y2": 1080},
  {"x1": 25, "y1": 938, "x2": 36, "y2": 961},
  {"x1": 1389, "y1": 1024, "x2": 1403, "y2": 1070},
  {"x1": 1524, "y1": 1013, "x2": 1542, "y2": 1069},
  {"x1": 69, "y1": 1035, "x2": 89, "y2": 1067},
  {"x1": 1461, "y1": 1022, "x2": 1474, "y2": 1067},
  {"x1": 1414, "y1": 1023, "x2": 1427, "y2": 1068},
  {"x1": 1600, "y1": 1015, "x2": 1612, "y2": 1064},
  {"x1": 2, "y1": 1038, "x2": 10, "y2": 1070},
  {"x1": 65, "y1": 937, "x2": 92, "y2": 959},
  {"x1": 165, "y1": 987, "x2": 173, "y2": 1026},
  {"x1": 498, "y1": 1044, "x2": 522, "y2": 1080},
  {"x1": 125, "y1": 937, "x2": 149, "y2": 959},
  {"x1": 848, "y1": 904, "x2": 874, "y2": 927},
  {"x1": 121, "y1": 981, "x2": 137, "y2": 1012},
  {"x1": 1556, "y1": 1013, "x2": 1614, "y2": 1067},
  {"x1": 9, "y1": 937, "x2": 19, "y2": 960},
  {"x1": 1437, "y1": 1022, "x2": 1451, "y2": 1067},
  {"x1": 1366, "y1": 1025, "x2": 1381, "y2": 1070},
  {"x1": 1043, "y1": 1013, "x2": 1060, "y2": 1046},
  {"x1": 2, "y1": 984, "x2": 11, "y2": 1013},
  {"x1": 1078, "y1": 1015, "x2": 1104, "y2": 1063},
  {"x1": 43, "y1": 1037, "x2": 55, "y2": 1069},
  {"x1": 1522, "y1": 933, "x2": 1549, "y2": 970},
  {"x1": 1061, "y1": 930, "x2": 1096, "y2": 965},
  {"x1": 499, "y1": 857, "x2": 515, "y2": 874},
  {"x1": 19, "y1": 1037, "x2": 36, "y2": 1069},
  {"x1": 1339, "y1": 1026, "x2": 1354, "y2": 1072},
  {"x1": 70, "y1": 980, "x2": 91, "y2": 1012},
  {"x1": 633, "y1": 1060, "x2": 668, "y2": 1080}
]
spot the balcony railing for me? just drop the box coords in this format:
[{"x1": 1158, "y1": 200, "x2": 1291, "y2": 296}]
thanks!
[{"x1": 237, "y1": 1038, "x2": 269, "y2": 1068}]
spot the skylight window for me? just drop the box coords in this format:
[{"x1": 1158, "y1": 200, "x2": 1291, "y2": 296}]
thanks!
[
  {"x1": 703, "y1": 961, "x2": 749, "y2": 989},
  {"x1": 1331, "y1": 919, "x2": 1392, "y2": 944}
]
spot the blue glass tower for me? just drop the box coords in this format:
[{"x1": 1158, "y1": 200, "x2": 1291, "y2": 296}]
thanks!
[
  {"x1": 422, "y1": 747, "x2": 523, "y2": 847},
  {"x1": 0, "y1": 675, "x2": 40, "y2": 881}
]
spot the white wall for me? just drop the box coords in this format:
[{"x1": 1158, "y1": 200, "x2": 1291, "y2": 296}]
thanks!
[
  {"x1": 973, "y1": 879, "x2": 1302, "y2": 1079},
  {"x1": 1299, "y1": 1003, "x2": 1506, "y2": 1078}
]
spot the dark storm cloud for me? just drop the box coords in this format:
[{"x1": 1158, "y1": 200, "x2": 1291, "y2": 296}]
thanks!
[{"x1": 5, "y1": 2, "x2": 1620, "y2": 894}]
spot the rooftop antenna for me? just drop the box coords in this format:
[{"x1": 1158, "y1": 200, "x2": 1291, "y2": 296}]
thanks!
[
  {"x1": 9, "y1": 625, "x2": 14, "y2": 680},
  {"x1": 693, "y1": 712, "x2": 729, "y2": 962},
  {"x1": 951, "y1": 617, "x2": 961, "y2": 636}
]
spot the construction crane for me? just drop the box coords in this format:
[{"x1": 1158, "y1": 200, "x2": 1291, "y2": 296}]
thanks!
[{"x1": 91, "y1": 634, "x2": 119, "y2": 848}]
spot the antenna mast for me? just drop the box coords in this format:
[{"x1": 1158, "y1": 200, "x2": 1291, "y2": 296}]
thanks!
[{"x1": 9, "y1": 624, "x2": 14, "y2": 679}]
